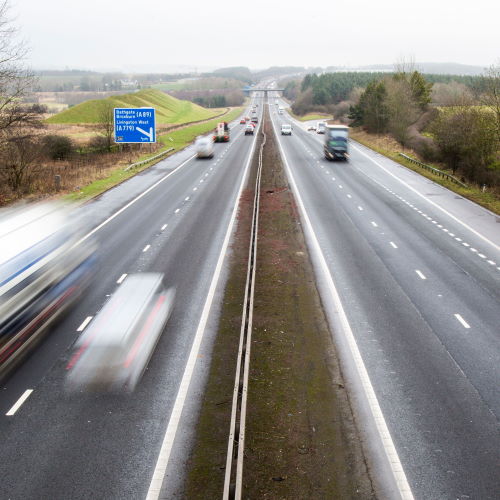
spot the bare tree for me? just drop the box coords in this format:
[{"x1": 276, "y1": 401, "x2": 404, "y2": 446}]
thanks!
[
  {"x1": 431, "y1": 82, "x2": 474, "y2": 107},
  {"x1": 385, "y1": 77, "x2": 420, "y2": 145},
  {"x1": 393, "y1": 55, "x2": 417, "y2": 76},
  {"x1": 0, "y1": 1, "x2": 38, "y2": 132},
  {"x1": 0, "y1": 127, "x2": 43, "y2": 193},
  {"x1": 480, "y1": 63, "x2": 500, "y2": 144},
  {"x1": 94, "y1": 101, "x2": 115, "y2": 152}
]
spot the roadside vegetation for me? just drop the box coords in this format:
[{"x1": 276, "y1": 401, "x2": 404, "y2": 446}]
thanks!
[
  {"x1": 287, "y1": 109, "x2": 331, "y2": 122},
  {"x1": 284, "y1": 62, "x2": 500, "y2": 209},
  {"x1": 0, "y1": 7, "x2": 243, "y2": 207}
]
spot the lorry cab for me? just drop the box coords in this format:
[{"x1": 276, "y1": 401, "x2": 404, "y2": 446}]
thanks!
[
  {"x1": 324, "y1": 125, "x2": 349, "y2": 161},
  {"x1": 213, "y1": 122, "x2": 230, "y2": 142}
]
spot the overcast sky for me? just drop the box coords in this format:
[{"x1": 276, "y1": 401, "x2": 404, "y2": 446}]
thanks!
[{"x1": 13, "y1": 0, "x2": 500, "y2": 72}]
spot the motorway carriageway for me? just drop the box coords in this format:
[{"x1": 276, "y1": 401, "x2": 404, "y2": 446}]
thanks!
[
  {"x1": 0, "y1": 99, "x2": 262, "y2": 499},
  {"x1": 270, "y1": 96, "x2": 499, "y2": 500}
]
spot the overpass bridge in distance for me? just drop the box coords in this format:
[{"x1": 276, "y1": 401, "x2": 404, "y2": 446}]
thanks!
[{"x1": 243, "y1": 88, "x2": 284, "y2": 96}]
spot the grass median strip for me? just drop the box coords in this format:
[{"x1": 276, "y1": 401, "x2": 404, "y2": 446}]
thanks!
[{"x1": 183, "y1": 108, "x2": 374, "y2": 499}]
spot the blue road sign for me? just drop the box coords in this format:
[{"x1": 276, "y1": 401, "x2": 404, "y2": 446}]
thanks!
[{"x1": 114, "y1": 108, "x2": 156, "y2": 143}]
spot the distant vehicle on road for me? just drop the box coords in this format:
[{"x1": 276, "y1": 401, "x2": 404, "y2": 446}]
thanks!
[
  {"x1": 245, "y1": 124, "x2": 254, "y2": 135},
  {"x1": 67, "y1": 273, "x2": 174, "y2": 392},
  {"x1": 195, "y1": 136, "x2": 214, "y2": 158},
  {"x1": 278, "y1": 106, "x2": 284, "y2": 115},
  {"x1": 281, "y1": 124, "x2": 292, "y2": 135},
  {"x1": 213, "y1": 121, "x2": 230, "y2": 142},
  {"x1": 251, "y1": 115, "x2": 258, "y2": 123},
  {"x1": 307, "y1": 125, "x2": 317, "y2": 132},
  {"x1": 0, "y1": 202, "x2": 97, "y2": 379},
  {"x1": 324, "y1": 124, "x2": 349, "y2": 161},
  {"x1": 240, "y1": 118, "x2": 246, "y2": 124},
  {"x1": 316, "y1": 122, "x2": 326, "y2": 134}
]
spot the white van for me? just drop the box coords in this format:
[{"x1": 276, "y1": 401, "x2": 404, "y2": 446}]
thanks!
[
  {"x1": 317, "y1": 122, "x2": 326, "y2": 134},
  {"x1": 195, "y1": 136, "x2": 214, "y2": 158},
  {"x1": 281, "y1": 124, "x2": 292, "y2": 135},
  {"x1": 278, "y1": 106, "x2": 284, "y2": 115}
]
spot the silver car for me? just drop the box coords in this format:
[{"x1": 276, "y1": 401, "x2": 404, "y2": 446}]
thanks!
[{"x1": 67, "y1": 273, "x2": 174, "y2": 391}]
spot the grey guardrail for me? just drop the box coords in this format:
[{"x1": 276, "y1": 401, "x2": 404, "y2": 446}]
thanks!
[
  {"x1": 124, "y1": 148, "x2": 174, "y2": 171},
  {"x1": 398, "y1": 153, "x2": 467, "y2": 188}
]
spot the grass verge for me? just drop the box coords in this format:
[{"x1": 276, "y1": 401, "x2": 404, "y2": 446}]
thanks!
[
  {"x1": 182, "y1": 108, "x2": 374, "y2": 498},
  {"x1": 286, "y1": 109, "x2": 331, "y2": 122},
  {"x1": 351, "y1": 128, "x2": 500, "y2": 215},
  {"x1": 63, "y1": 107, "x2": 243, "y2": 203}
]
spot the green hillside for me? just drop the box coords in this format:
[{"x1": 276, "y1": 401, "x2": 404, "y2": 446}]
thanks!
[{"x1": 46, "y1": 89, "x2": 224, "y2": 125}]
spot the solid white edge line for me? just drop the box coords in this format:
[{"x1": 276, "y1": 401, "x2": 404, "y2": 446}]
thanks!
[
  {"x1": 77, "y1": 316, "x2": 93, "y2": 332},
  {"x1": 454, "y1": 314, "x2": 471, "y2": 329},
  {"x1": 6, "y1": 389, "x2": 33, "y2": 416},
  {"x1": 117, "y1": 273, "x2": 127, "y2": 284},
  {"x1": 77, "y1": 154, "x2": 196, "y2": 244},
  {"x1": 145, "y1": 120, "x2": 259, "y2": 500},
  {"x1": 270, "y1": 117, "x2": 414, "y2": 500},
  {"x1": 352, "y1": 143, "x2": 500, "y2": 253}
]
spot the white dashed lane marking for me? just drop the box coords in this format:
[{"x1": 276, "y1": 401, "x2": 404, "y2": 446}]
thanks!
[
  {"x1": 143, "y1": 244, "x2": 151, "y2": 252},
  {"x1": 454, "y1": 314, "x2": 471, "y2": 329},
  {"x1": 415, "y1": 270, "x2": 426, "y2": 280},
  {"x1": 77, "y1": 316, "x2": 93, "y2": 331},
  {"x1": 6, "y1": 390, "x2": 33, "y2": 416},
  {"x1": 390, "y1": 242, "x2": 398, "y2": 249}
]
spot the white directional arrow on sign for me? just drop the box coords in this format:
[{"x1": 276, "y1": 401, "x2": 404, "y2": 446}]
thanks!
[{"x1": 136, "y1": 127, "x2": 154, "y2": 141}]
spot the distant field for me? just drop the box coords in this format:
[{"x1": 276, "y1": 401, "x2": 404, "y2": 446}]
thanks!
[
  {"x1": 46, "y1": 89, "x2": 224, "y2": 125},
  {"x1": 151, "y1": 82, "x2": 185, "y2": 91}
]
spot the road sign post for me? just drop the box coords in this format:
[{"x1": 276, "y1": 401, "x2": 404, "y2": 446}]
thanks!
[{"x1": 114, "y1": 108, "x2": 156, "y2": 143}]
